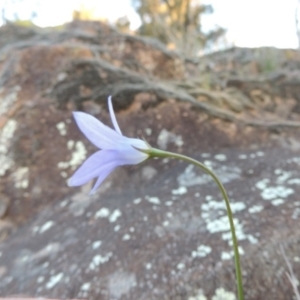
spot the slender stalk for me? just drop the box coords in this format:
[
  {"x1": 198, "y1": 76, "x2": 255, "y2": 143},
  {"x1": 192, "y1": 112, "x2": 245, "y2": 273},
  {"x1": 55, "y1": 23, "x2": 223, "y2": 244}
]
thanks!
[{"x1": 148, "y1": 148, "x2": 244, "y2": 300}]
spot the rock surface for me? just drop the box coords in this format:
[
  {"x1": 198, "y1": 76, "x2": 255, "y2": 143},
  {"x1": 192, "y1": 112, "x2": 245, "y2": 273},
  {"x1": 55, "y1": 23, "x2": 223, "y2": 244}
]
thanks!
[{"x1": 1, "y1": 21, "x2": 300, "y2": 299}]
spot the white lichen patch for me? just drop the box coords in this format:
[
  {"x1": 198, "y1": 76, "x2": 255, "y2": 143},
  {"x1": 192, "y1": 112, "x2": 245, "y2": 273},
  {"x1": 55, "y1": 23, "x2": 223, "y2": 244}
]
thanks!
[
  {"x1": 191, "y1": 245, "x2": 212, "y2": 258},
  {"x1": 221, "y1": 251, "x2": 232, "y2": 260},
  {"x1": 221, "y1": 247, "x2": 244, "y2": 260},
  {"x1": 114, "y1": 225, "x2": 121, "y2": 231},
  {"x1": 202, "y1": 198, "x2": 254, "y2": 246},
  {"x1": 0, "y1": 119, "x2": 17, "y2": 176},
  {"x1": 60, "y1": 200, "x2": 68, "y2": 207},
  {"x1": 214, "y1": 154, "x2": 227, "y2": 161},
  {"x1": 177, "y1": 263, "x2": 185, "y2": 270},
  {"x1": 231, "y1": 202, "x2": 246, "y2": 213},
  {"x1": 144, "y1": 128, "x2": 152, "y2": 136},
  {"x1": 0, "y1": 86, "x2": 20, "y2": 115},
  {"x1": 202, "y1": 200, "x2": 225, "y2": 212},
  {"x1": 145, "y1": 263, "x2": 152, "y2": 270},
  {"x1": 247, "y1": 235, "x2": 259, "y2": 244},
  {"x1": 203, "y1": 160, "x2": 213, "y2": 167},
  {"x1": 67, "y1": 140, "x2": 75, "y2": 150},
  {"x1": 261, "y1": 186, "x2": 294, "y2": 200},
  {"x1": 89, "y1": 253, "x2": 112, "y2": 270},
  {"x1": 162, "y1": 220, "x2": 169, "y2": 227},
  {"x1": 275, "y1": 169, "x2": 293, "y2": 184},
  {"x1": 165, "y1": 201, "x2": 173, "y2": 206},
  {"x1": 145, "y1": 196, "x2": 160, "y2": 205},
  {"x1": 238, "y1": 154, "x2": 247, "y2": 159},
  {"x1": 39, "y1": 221, "x2": 55, "y2": 234},
  {"x1": 248, "y1": 205, "x2": 264, "y2": 214},
  {"x1": 202, "y1": 200, "x2": 245, "y2": 214},
  {"x1": 46, "y1": 272, "x2": 64, "y2": 289},
  {"x1": 178, "y1": 164, "x2": 241, "y2": 187},
  {"x1": 157, "y1": 129, "x2": 184, "y2": 150},
  {"x1": 56, "y1": 122, "x2": 67, "y2": 136},
  {"x1": 133, "y1": 197, "x2": 142, "y2": 204},
  {"x1": 212, "y1": 288, "x2": 236, "y2": 300},
  {"x1": 288, "y1": 178, "x2": 300, "y2": 185},
  {"x1": 206, "y1": 216, "x2": 233, "y2": 234},
  {"x1": 271, "y1": 198, "x2": 285, "y2": 206},
  {"x1": 0, "y1": 119, "x2": 17, "y2": 144},
  {"x1": 172, "y1": 186, "x2": 187, "y2": 195},
  {"x1": 66, "y1": 141, "x2": 87, "y2": 169},
  {"x1": 109, "y1": 209, "x2": 122, "y2": 223},
  {"x1": 60, "y1": 171, "x2": 68, "y2": 178},
  {"x1": 92, "y1": 241, "x2": 102, "y2": 250},
  {"x1": 12, "y1": 167, "x2": 29, "y2": 189},
  {"x1": 95, "y1": 208, "x2": 110, "y2": 218},
  {"x1": 57, "y1": 161, "x2": 68, "y2": 169},
  {"x1": 81, "y1": 282, "x2": 91, "y2": 291},
  {"x1": 122, "y1": 234, "x2": 131, "y2": 241},
  {"x1": 256, "y1": 151, "x2": 264, "y2": 157},
  {"x1": 58, "y1": 141, "x2": 87, "y2": 170},
  {"x1": 255, "y1": 178, "x2": 270, "y2": 190},
  {"x1": 201, "y1": 153, "x2": 210, "y2": 158},
  {"x1": 166, "y1": 212, "x2": 173, "y2": 218},
  {"x1": 256, "y1": 174, "x2": 294, "y2": 203}
]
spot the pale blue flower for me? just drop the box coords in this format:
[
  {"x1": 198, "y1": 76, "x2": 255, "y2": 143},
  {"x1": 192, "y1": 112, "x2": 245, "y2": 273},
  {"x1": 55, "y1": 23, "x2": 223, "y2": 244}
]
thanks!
[{"x1": 68, "y1": 96, "x2": 150, "y2": 194}]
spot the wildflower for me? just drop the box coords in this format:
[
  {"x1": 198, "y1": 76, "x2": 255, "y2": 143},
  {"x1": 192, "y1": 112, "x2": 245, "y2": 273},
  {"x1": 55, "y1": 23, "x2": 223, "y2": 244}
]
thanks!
[{"x1": 68, "y1": 96, "x2": 150, "y2": 194}]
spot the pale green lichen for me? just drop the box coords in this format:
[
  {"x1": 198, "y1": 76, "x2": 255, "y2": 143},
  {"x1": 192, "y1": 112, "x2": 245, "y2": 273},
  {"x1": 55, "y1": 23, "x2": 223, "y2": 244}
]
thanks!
[
  {"x1": 212, "y1": 287, "x2": 236, "y2": 300},
  {"x1": 46, "y1": 272, "x2": 64, "y2": 289},
  {"x1": 95, "y1": 208, "x2": 110, "y2": 218},
  {"x1": 56, "y1": 121, "x2": 67, "y2": 136},
  {"x1": 0, "y1": 119, "x2": 18, "y2": 176},
  {"x1": 145, "y1": 195, "x2": 161, "y2": 205},
  {"x1": 191, "y1": 245, "x2": 212, "y2": 258},
  {"x1": 13, "y1": 167, "x2": 29, "y2": 189},
  {"x1": 57, "y1": 141, "x2": 87, "y2": 174},
  {"x1": 157, "y1": 129, "x2": 184, "y2": 149},
  {"x1": 0, "y1": 86, "x2": 20, "y2": 116},
  {"x1": 109, "y1": 209, "x2": 122, "y2": 223},
  {"x1": 88, "y1": 253, "x2": 112, "y2": 270},
  {"x1": 172, "y1": 186, "x2": 187, "y2": 195}
]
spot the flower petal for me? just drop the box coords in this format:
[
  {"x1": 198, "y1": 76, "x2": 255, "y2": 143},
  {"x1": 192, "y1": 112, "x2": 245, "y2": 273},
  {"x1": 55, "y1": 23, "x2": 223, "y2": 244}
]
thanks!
[
  {"x1": 68, "y1": 150, "x2": 119, "y2": 186},
  {"x1": 68, "y1": 146, "x2": 148, "y2": 190},
  {"x1": 117, "y1": 144, "x2": 149, "y2": 165},
  {"x1": 73, "y1": 111, "x2": 122, "y2": 149},
  {"x1": 126, "y1": 137, "x2": 150, "y2": 151},
  {"x1": 89, "y1": 164, "x2": 118, "y2": 195},
  {"x1": 108, "y1": 96, "x2": 122, "y2": 135}
]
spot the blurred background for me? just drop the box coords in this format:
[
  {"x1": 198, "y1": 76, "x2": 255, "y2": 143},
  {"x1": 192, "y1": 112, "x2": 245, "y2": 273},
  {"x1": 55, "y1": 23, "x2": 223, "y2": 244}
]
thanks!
[
  {"x1": 1, "y1": 0, "x2": 300, "y2": 54},
  {"x1": 2, "y1": 1, "x2": 300, "y2": 299}
]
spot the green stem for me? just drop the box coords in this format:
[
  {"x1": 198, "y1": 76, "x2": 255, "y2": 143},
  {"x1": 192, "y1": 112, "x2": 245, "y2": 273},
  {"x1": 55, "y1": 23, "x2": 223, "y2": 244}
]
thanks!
[{"x1": 149, "y1": 148, "x2": 244, "y2": 300}]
